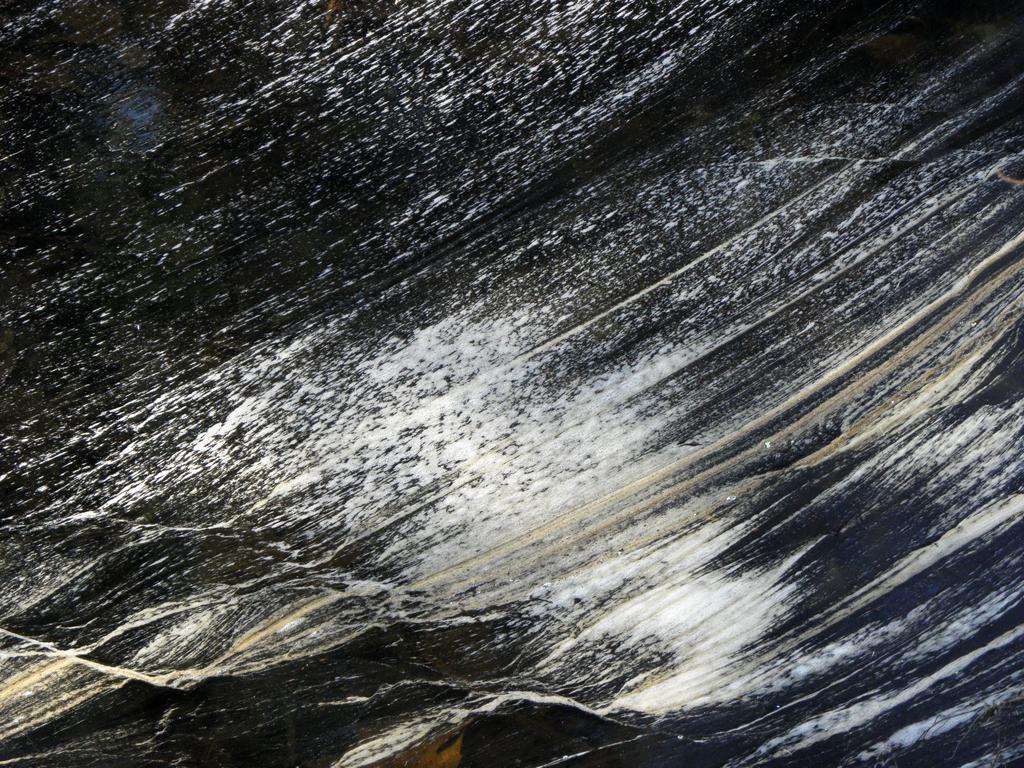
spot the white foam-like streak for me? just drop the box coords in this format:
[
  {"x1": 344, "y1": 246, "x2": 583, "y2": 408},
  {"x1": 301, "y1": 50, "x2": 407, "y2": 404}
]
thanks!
[{"x1": 747, "y1": 621, "x2": 1024, "y2": 761}]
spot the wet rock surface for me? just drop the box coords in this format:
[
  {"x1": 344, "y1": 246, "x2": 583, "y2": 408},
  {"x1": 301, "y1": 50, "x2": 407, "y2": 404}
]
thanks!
[{"x1": 2, "y1": 0, "x2": 1024, "y2": 766}]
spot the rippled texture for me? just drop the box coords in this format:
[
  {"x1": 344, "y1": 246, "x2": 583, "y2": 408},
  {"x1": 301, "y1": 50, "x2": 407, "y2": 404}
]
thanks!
[{"x1": 3, "y1": 1, "x2": 1024, "y2": 766}]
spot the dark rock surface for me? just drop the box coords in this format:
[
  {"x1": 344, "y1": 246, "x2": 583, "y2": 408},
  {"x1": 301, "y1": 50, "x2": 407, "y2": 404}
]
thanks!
[{"x1": 2, "y1": 1, "x2": 1024, "y2": 765}]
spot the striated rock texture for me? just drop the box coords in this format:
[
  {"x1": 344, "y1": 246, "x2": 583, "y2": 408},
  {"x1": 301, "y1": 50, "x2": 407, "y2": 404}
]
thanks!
[{"x1": 2, "y1": 0, "x2": 1024, "y2": 765}]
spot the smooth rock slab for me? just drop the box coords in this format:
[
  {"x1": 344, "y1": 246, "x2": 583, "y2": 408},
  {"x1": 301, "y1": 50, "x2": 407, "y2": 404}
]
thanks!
[{"x1": 1, "y1": 0, "x2": 1024, "y2": 766}]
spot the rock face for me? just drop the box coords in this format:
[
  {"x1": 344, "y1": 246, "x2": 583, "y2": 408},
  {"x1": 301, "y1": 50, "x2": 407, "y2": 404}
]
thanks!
[{"x1": 2, "y1": 1, "x2": 1024, "y2": 766}]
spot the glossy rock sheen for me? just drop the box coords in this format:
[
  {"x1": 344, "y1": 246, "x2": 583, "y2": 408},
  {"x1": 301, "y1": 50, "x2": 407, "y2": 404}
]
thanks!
[{"x1": 2, "y1": 0, "x2": 1024, "y2": 766}]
